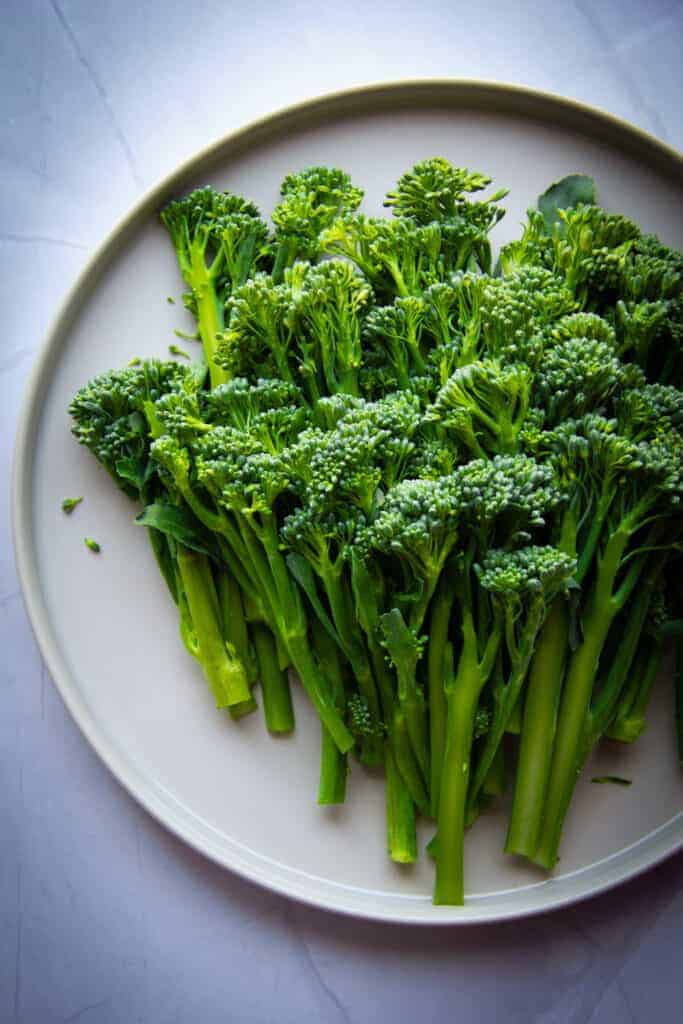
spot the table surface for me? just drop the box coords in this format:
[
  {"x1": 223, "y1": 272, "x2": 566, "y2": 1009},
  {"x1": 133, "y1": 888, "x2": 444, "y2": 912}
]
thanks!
[{"x1": 2, "y1": 2, "x2": 682, "y2": 1021}]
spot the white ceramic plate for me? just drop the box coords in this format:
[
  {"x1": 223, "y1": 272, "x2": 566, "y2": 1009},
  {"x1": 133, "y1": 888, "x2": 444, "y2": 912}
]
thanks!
[{"x1": 13, "y1": 82, "x2": 683, "y2": 923}]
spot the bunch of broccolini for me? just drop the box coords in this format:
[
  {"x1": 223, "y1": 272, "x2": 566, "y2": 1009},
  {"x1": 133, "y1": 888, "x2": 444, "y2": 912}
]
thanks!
[{"x1": 69, "y1": 158, "x2": 683, "y2": 904}]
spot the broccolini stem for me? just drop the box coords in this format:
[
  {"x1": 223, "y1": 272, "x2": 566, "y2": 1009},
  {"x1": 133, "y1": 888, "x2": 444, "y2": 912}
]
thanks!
[
  {"x1": 427, "y1": 577, "x2": 453, "y2": 818},
  {"x1": 171, "y1": 486, "x2": 263, "y2": 612},
  {"x1": 389, "y1": 710, "x2": 430, "y2": 815},
  {"x1": 287, "y1": 633, "x2": 354, "y2": 754},
  {"x1": 174, "y1": 557, "x2": 199, "y2": 660},
  {"x1": 575, "y1": 493, "x2": 612, "y2": 584},
  {"x1": 220, "y1": 580, "x2": 258, "y2": 719},
  {"x1": 434, "y1": 632, "x2": 482, "y2": 905},
  {"x1": 588, "y1": 559, "x2": 664, "y2": 746},
  {"x1": 320, "y1": 565, "x2": 382, "y2": 727},
  {"x1": 482, "y1": 742, "x2": 506, "y2": 798},
  {"x1": 384, "y1": 256, "x2": 409, "y2": 298},
  {"x1": 606, "y1": 632, "x2": 663, "y2": 743},
  {"x1": 532, "y1": 530, "x2": 628, "y2": 869},
  {"x1": 385, "y1": 742, "x2": 417, "y2": 864},
  {"x1": 275, "y1": 631, "x2": 291, "y2": 672},
  {"x1": 190, "y1": 251, "x2": 228, "y2": 389},
  {"x1": 176, "y1": 545, "x2": 251, "y2": 708},
  {"x1": 350, "y1": 667, "x2": 382, "y2": 758},
  {"x1": 231, "y1": 519, "x2": 281, "y2": 625},
  {"x1": 407, "y1": 338, "x2": 426, "y2": 376},
  {"x1": 365, "y1": 623, "x2": 428, "y2": 810},
  {"x1": 228, "y1": 696, "x2": 257, "y2": 721},
  {"x1": 630, "y1": 638, "x2": 665, "y2": 727},
  {"x1": 214, "y1": 535, "x2": 262, "y2": 612},
  {"x1": 217, "y1": 572, "x2": 258, "y2": 684},
  {"x1": 271, "y1": 339, "x2": 296, "y2": 386},
  {"x1": 259, "y1": 517, "x2": 308, "y2": 638},
  {"x1": 312, "y1": 618, "x2": 348, "y2": 803},
  {"x1": 408, "y1": 571, "x2": 443, "y2": 638},
  {"x1": 381, "y1": 610, "x2": 430, "y2": 785},
  {"x1": 252, "y1": 623, "x2": 294, "y2": 734},
  {"x1": 318, "y1": 724, "x2": 348, "y2": 804},
  {"x1": 337, "y1": 366, "x2": 360, "y2": 397},
  {"x1": 367, "y1": 638, "x2": 396, "y2": 722},
  {"x1": 467, "y1": 604, "x2": 544, "y2": 817},
  {"x1": 271, "y1": 237, "x2": 297, "y2": 285},
  {"x1": 146, "y1": 527, "x2": 179, "y2": 603},
  {"x1": 505, "y1": 598, "x2": 569, "y2": 859},
  {"x1": 405, "y1": 696, "x2": 429, "y2": 792},
  {"x1": 505, "y1": 693, "x2": 523, "y2": 735}
]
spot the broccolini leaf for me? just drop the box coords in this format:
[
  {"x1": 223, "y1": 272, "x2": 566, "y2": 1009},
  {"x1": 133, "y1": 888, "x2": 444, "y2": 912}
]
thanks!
[
  {"x1": 136, "y1": 502, "x2": 218, "y2": 558},
  {"x1": 590, "y1": 776, "x2": 632, "y2": 786},
  {"x1": 538, "y1": 174, "x2": 597, "y2": 232}
]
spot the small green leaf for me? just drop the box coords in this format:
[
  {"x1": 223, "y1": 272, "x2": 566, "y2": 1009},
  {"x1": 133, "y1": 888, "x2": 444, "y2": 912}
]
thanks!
[
  {"x1": 84, "y1": 537, "x2": 101, "y2": 553},
  {"x1": 136, "y1": 502, "x2": 217, "y2": 558},
  {"x1": 61, "y1": 496, "x2": 83, "y2": 514},
  {"x1": 591, "y1": 775, "x2": 632, "y2": 786},
  {"x1": 115, "y1": 456, "x2": 145, "y2": 491},
  {"x1": 379, "y1": 608, "x2": 425, "y2": 703},
  {"x1": 146, "y1": 525, "x2": 178, "y2": 604},
  {"x1": 128, "y1": 356, "x2": 142, "y2": 366},
  {"x1": 538, "y1": 174, "x2": 597, "y2": 232},
  {"x1": 166, "y1": 296, "x2": 175, "y2": 304}
]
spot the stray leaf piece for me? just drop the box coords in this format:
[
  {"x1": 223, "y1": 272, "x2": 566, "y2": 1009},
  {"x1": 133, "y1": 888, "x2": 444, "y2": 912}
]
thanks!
[
  {"x1": 169, "y1": 343, "x2": 191, "y2": 359},
  {"x1": 84, "y1": 537, "x2": 101, "y2": 553},
  {"x1": 61, "y1": 496, "x2": 83, "y2": 514},
  {"x1": 166, "y1": 295, "x2": 175, "y2": 304},
  {"x1": 591, "y1": 775, "x2": 632, "y2": 787},
  {"x1": 128, "y1": 356, "x2": 142, "y2": 366}
]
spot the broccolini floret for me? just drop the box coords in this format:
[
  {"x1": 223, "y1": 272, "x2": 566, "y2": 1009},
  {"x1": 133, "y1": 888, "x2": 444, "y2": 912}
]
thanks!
[
  {"x1": 384, "y1": 158, "x2": 501, "y2": 223},
  {"x1": 161, "y1": 187, "x2": 269, "y2": 386},
  {"x1": 428, "y1": 360, "x2": 533, "y2": 457},
  {"x1": 269, "y1": 165, "x2": 364, "y2": 280}
]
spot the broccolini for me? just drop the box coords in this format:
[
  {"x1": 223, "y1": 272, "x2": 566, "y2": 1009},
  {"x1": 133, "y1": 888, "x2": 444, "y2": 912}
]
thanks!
[{"x1": 68, "y1": 158, "x2": 682, "y2": 906}]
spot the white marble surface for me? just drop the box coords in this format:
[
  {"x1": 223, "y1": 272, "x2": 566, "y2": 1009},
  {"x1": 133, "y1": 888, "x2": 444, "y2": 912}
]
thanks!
[{"x1": 2, "y1": 1, "x2": 682, "y2": 1021}]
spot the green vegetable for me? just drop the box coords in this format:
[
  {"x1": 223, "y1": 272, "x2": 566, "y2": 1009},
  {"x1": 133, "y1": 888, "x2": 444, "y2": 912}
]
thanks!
[
  {"x1": 84, "y1": 537, "x2": 101, "y2": 553},
  {"x1": 69, "y1": 160, "x2": 682, "y2": 906},
  {"x1": 62, "y1": 496, "x2": 83, "y2": 514}
]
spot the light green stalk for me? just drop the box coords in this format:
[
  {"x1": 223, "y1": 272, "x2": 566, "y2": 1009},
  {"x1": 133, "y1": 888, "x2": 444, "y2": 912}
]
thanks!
[
  {"x1": 434, "y1": 605, "x2": 500, "y2": 905},
  {"x1": 176, "y1": 545, "x2": 251, "y2": 708}
]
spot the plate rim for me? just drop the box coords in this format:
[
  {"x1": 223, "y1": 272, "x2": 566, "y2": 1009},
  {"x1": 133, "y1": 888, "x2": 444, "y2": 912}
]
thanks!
[{"x1": 12, "y1": 78, "x2": 683, "y2": 925}]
